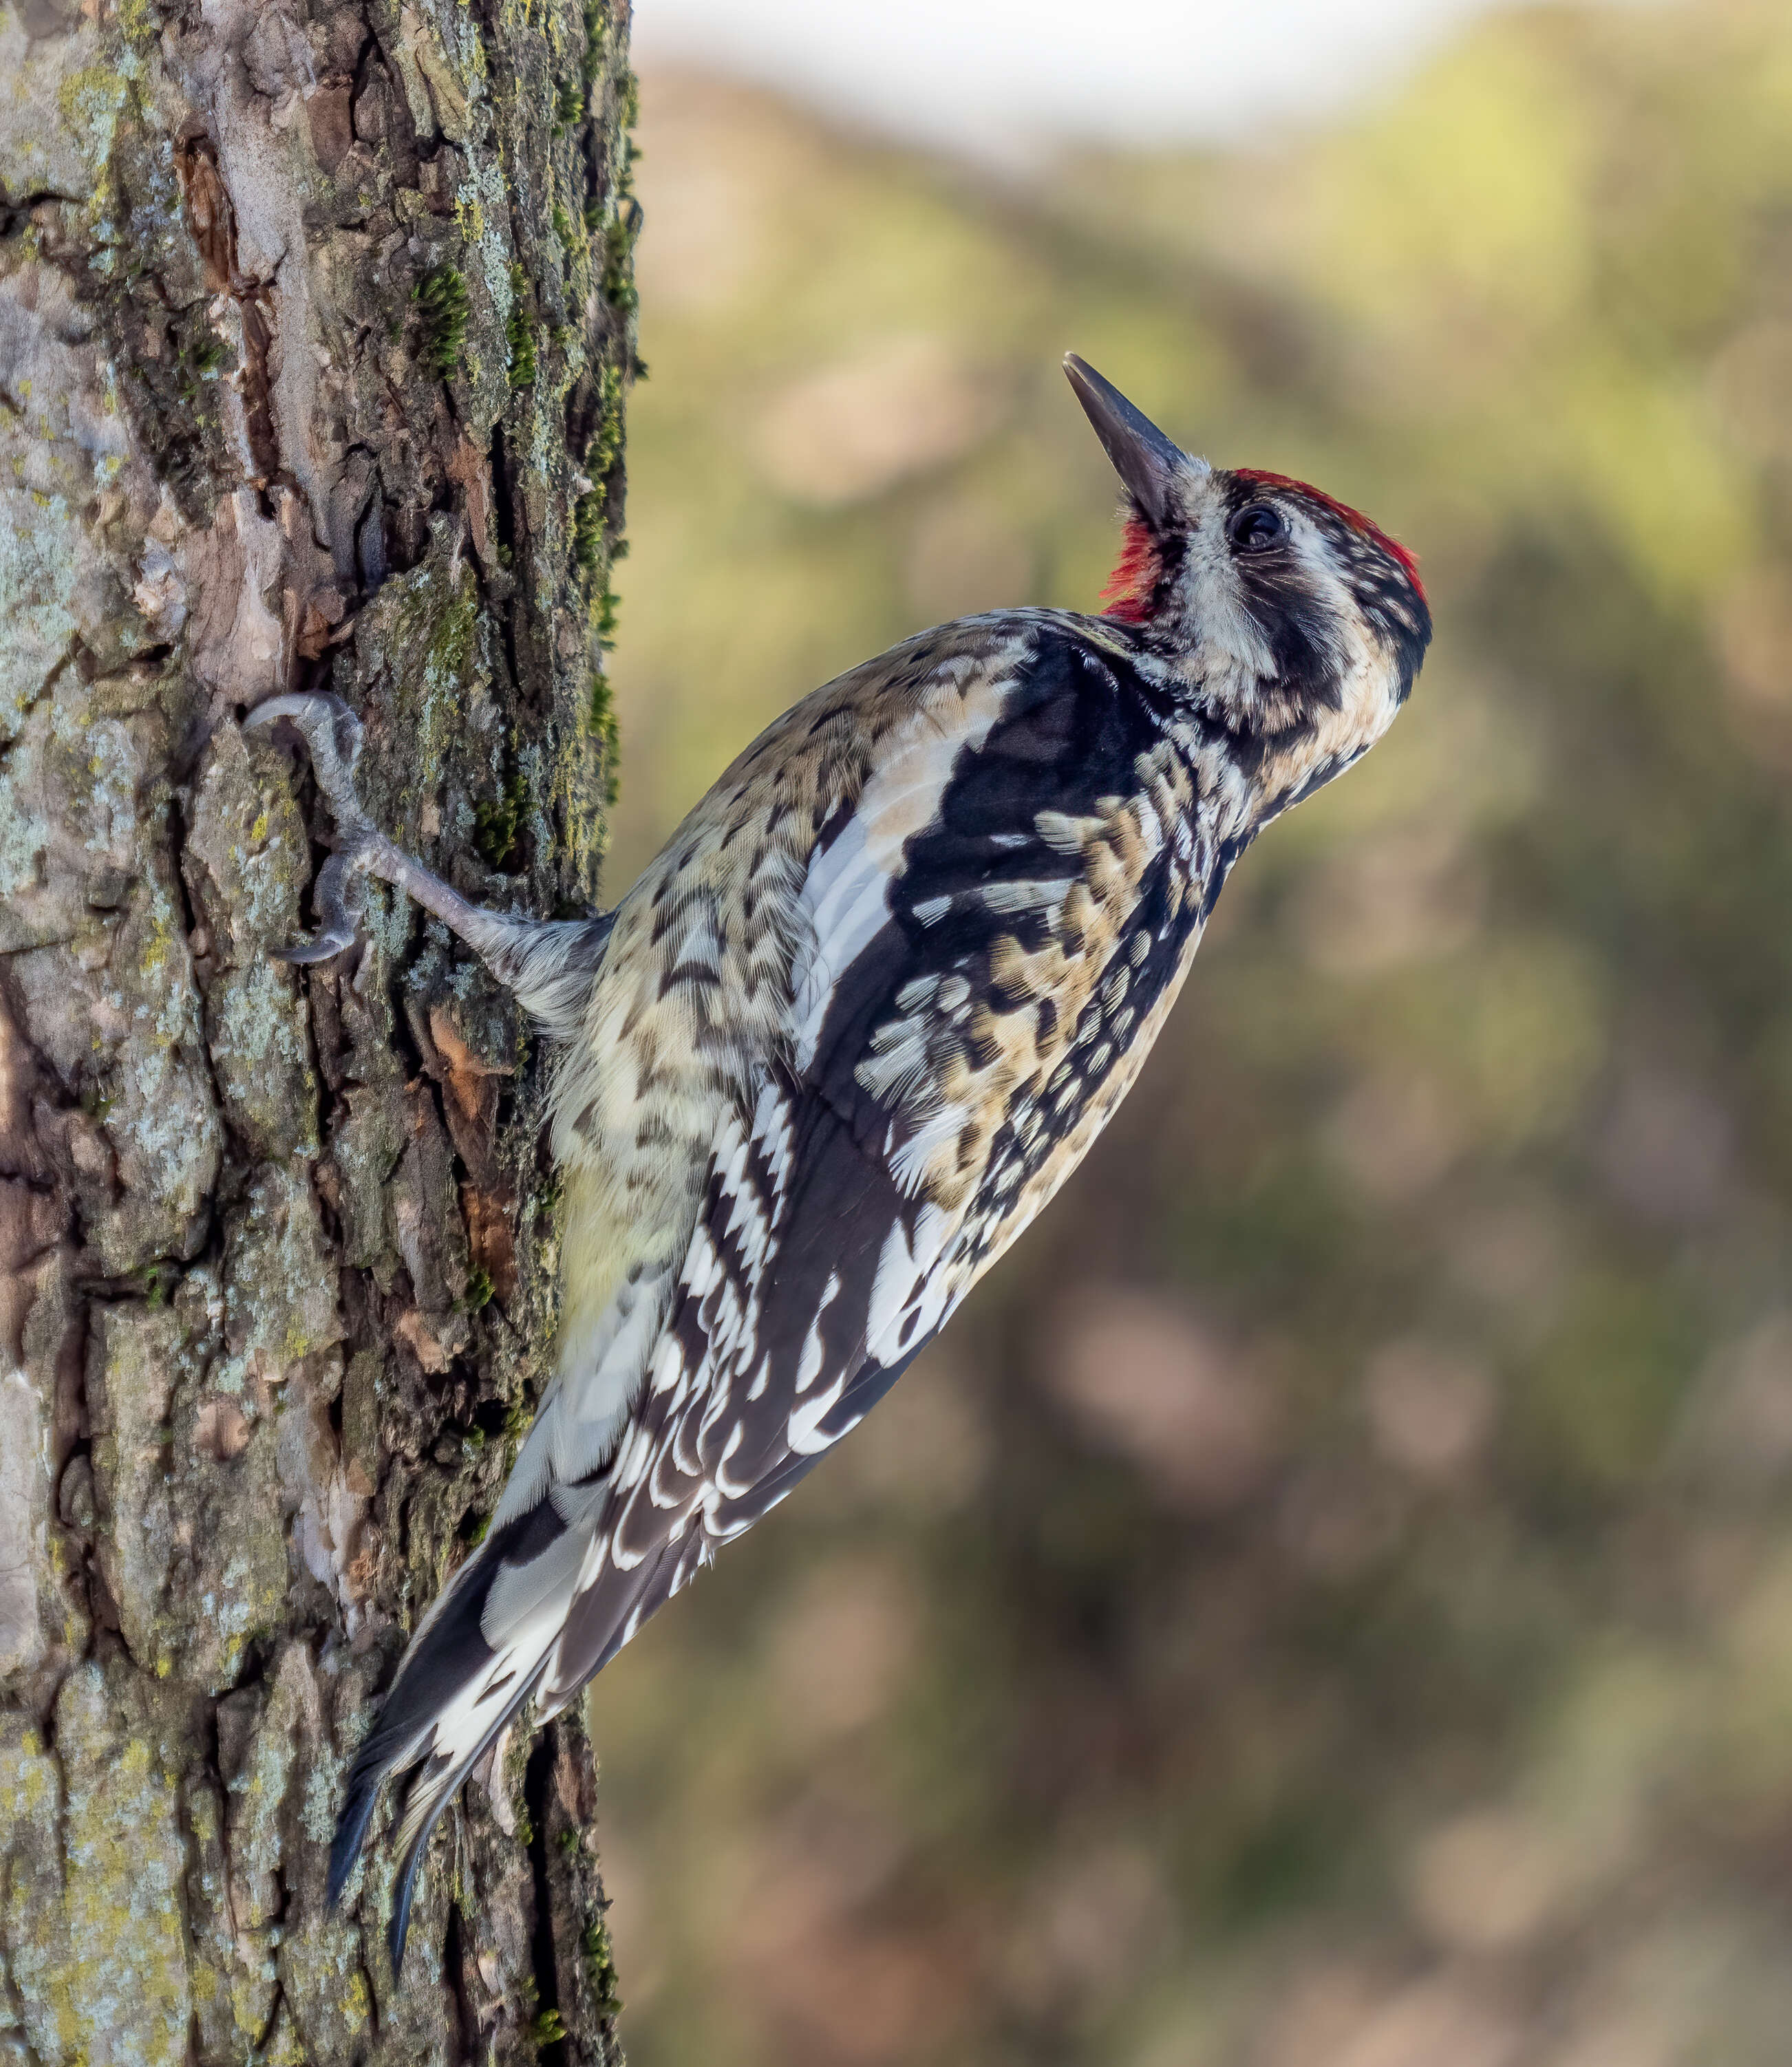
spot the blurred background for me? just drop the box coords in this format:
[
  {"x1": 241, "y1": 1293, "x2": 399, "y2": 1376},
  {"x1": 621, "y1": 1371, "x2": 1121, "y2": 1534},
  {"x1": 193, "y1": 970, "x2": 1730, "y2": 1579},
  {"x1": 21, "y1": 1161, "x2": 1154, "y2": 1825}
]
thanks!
[{"x1": 589, "y1": 2, "x2": 1792, "y2": 2061}]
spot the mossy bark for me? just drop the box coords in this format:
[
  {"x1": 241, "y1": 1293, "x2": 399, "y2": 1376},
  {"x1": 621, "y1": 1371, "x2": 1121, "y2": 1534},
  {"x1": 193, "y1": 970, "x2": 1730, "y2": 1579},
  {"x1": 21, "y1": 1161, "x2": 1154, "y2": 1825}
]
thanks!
[{"x1": 0, "y1": 0, "x2": 635, "y2": 2059}]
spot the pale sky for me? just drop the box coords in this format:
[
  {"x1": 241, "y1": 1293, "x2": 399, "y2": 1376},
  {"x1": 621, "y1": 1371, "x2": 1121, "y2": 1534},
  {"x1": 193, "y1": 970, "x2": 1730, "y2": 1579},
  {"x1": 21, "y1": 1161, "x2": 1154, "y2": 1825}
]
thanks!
[{"x1": 630, "y1": 0, "x2": 1642, "y2": 162}]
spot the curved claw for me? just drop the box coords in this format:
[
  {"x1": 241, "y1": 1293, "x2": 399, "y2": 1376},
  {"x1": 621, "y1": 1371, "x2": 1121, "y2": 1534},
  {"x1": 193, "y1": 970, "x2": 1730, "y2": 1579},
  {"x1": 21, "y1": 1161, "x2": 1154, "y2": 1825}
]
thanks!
[
  {"x1": 245, "y1": 692, "x2": 369, "y2": 822},
  {"x1": 246, "y1": 691, "x2": 378, "y2": 962},
  {"x1": 270, "y1": 851, "x2": 367, "y2": 963}
]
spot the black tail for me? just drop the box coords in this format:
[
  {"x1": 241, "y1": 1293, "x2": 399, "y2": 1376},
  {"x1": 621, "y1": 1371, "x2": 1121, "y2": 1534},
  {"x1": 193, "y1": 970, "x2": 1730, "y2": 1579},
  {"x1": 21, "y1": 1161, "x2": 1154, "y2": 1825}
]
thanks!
[
  {"x1": 329, "y1": 1497, "x2": 574, "y2": 1968},
  {"x1": 341, "y1": 1680, "x2": 539, "y2": 1974}
]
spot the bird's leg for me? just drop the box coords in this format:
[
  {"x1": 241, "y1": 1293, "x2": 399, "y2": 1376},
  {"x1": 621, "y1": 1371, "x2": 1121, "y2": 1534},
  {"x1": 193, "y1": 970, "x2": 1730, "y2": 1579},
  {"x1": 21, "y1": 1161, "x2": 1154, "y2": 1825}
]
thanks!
[{"x1": 246, "y1": 692, "x2": 610, "y2": 1026}]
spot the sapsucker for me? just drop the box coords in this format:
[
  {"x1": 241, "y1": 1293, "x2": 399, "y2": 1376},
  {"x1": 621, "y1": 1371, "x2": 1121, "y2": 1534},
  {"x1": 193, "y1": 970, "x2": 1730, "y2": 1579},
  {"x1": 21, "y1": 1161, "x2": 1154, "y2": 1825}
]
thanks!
[{"x1": 248, "y1": 356, "x2": 1431, "y2": 1964}]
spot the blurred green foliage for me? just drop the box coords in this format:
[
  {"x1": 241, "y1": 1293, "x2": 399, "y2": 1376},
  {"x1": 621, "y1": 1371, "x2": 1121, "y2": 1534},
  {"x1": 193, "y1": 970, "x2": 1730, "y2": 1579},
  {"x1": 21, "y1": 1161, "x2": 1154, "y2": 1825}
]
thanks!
[{"x1": 592, "y1": 7, "x2": 1792, "y2": 2062}]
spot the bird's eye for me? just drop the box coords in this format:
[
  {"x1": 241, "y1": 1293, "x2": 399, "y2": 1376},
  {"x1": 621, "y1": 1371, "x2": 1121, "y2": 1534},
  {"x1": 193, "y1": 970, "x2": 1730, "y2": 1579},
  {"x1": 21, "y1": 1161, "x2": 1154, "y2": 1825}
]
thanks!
[{"x1": 1228, "y1": 503, "x2": 1285, "y2": 553}]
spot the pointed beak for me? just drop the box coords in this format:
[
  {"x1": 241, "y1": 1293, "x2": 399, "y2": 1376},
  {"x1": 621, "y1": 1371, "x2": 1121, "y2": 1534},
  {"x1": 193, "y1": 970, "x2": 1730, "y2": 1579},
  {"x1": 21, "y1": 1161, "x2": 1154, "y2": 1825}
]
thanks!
[{"x1": 1063, "y1": 353, "x2": 1202, "y2": 531}]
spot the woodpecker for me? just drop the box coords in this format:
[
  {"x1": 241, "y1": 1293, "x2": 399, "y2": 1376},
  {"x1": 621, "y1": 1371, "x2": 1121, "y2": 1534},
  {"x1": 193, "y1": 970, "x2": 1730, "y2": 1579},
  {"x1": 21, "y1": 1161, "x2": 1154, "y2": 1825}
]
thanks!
[{"x1": 248, "y1": 355, "x2": 1430, "y2": 1966}]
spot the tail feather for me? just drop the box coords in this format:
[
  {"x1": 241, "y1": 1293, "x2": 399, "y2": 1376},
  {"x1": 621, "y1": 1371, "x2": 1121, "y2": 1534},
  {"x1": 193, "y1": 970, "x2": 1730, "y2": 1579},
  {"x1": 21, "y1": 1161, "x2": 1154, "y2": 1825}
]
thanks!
[
  {"x1": 330, "y1": 1495, "x2": 587, "y2": 1965},
  {"x1": 383, "y1": 1673, "x2": 540, "y2": 1971},
  {"x1": 328, "y1": 1745, "x2": 390, "y2": 1909},
  {"x1": 332, "y1": 1467, "x2": 692, "y2": 1969}
]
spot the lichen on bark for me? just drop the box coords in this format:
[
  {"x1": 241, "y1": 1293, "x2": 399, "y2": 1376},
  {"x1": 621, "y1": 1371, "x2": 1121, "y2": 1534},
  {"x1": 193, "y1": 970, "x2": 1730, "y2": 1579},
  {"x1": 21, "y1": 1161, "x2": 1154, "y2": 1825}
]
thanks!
[{"x1": 0, "y1": 0, "x2": 636, "y2": 2058}]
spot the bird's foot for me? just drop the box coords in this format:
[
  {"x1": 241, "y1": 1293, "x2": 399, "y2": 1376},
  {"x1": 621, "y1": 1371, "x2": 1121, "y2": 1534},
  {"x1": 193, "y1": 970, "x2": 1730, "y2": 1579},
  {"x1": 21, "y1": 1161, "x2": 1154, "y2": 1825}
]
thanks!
[
  {"x1": 248, "y1": 692, "x2": 609, "y2": 1021},
  {"x1": 245, "y1": 692, "x2": 383, "y2": 963}
]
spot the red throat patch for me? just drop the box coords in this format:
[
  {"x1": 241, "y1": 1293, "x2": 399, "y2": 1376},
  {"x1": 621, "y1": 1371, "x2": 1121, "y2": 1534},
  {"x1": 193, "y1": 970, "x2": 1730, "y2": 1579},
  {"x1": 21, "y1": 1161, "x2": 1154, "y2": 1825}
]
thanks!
[
  {"x1": 1100, "y1": 515, "x2": 1160, "y2": 623},
  {"x1": 1233, "y1": 468, "x2": 1427, "y2": 603}
]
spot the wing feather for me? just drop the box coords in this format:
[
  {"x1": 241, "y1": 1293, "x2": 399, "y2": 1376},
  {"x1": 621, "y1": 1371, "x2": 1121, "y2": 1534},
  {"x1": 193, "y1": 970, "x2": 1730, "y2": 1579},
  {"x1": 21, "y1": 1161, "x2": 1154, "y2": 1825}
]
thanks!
[
  {"x1": 339, "y1": 617, "x2": 1211, "y2": 1962},
  {"x1": 538, "y1": 631, "x2": 1195, "y2": 1708}
]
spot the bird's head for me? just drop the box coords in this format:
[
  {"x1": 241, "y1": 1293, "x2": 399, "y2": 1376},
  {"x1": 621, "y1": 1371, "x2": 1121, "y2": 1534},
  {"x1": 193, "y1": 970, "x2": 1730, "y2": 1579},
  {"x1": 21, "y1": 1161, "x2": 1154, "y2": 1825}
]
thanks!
[{"x1": 1065, "y1": 354, "x2": 1431, "y2": 811}]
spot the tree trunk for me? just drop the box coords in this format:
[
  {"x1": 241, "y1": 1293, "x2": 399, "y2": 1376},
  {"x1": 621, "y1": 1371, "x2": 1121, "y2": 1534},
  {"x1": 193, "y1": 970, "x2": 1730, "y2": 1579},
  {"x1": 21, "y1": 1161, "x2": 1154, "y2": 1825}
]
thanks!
[{"x1": 0, "y1": 0, "x2": 635, "y2": 2058}]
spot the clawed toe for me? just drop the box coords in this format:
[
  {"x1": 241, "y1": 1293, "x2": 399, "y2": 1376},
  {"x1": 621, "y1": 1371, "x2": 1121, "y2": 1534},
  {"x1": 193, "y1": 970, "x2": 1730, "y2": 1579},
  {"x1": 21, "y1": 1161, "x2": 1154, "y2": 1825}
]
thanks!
[
  {"x1": 246, "y1": 693, "x2": 369, "y2": 823},
  {"x1": 248, "y1": 692, "x2": 378, "y2": 963},
  {"x1": 270, "y1": 852, "x2": 366, "y2": 962},
  {"x1": 246, "y1": 689, "x2": 555, "y2": 994}
]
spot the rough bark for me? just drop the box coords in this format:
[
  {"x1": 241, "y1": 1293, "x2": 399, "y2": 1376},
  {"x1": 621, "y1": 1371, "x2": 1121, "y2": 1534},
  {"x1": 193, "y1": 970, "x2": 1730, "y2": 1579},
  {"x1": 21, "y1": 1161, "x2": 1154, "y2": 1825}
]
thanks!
[{"x1": 0, "y1": 0, "x2": 636, "y2": 2058}]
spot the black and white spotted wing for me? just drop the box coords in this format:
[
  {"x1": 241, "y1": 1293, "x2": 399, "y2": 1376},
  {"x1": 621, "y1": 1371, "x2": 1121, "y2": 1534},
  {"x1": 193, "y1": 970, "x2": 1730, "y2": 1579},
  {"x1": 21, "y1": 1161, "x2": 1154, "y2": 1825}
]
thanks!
[
  {"x1": 535, "y1": 624, "x2": 1202, "y2": 1706},
  {"x1": 341, "y1": 623, "x2": 1213, "y2": 1966}
]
